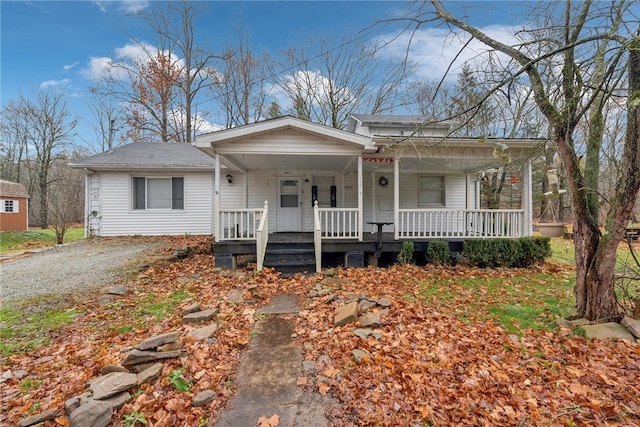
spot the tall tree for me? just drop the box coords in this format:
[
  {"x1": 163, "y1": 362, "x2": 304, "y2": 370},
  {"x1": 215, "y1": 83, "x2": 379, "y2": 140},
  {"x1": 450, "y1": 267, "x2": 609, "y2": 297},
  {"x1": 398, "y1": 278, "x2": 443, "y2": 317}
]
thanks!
[
  {"x1": 273, "y1": 35, "x2": 409, "y2": 129},
  {"x1": 0, "y1": 97, "x2": 30, "y2": 182},
  {"x1": 210, "y1": 22, "x2": 273, "y2": 128},
  {"x1": 85, "y1": 86, "x2": 125, "y2": 153},
  {"x1": 95, "y1": 1, "x2": 220, "y2": 142},
  {"x1": 410, "y1": 0, "x2": 639, "y2": 320}
]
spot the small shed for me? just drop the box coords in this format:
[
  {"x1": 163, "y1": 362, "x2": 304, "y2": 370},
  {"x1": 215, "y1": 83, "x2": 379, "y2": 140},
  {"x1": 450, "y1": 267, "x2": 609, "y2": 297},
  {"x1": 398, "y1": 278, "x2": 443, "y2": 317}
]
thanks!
[{"x1": 0, "y1": 180, "x2": 29, "y2": 231}]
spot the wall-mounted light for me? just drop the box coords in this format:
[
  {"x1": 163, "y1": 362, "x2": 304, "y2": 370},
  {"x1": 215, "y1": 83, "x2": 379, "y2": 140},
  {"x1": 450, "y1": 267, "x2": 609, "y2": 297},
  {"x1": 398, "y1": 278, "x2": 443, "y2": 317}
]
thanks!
[{"x1": 226, "y1": 174, "x2": 233, "y2": 185}]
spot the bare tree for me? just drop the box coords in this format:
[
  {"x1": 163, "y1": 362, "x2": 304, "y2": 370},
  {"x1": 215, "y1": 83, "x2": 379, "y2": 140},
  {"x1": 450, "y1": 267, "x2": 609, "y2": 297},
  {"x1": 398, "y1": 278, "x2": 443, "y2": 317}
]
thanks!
[
  {"x1": 402, "y1": 0, "x2": 639, "y2": 320},
  {"x1": 22, "y1": 90, "x2": 77, "y2": 228},
  {"x1": 0, "y1": 97, "x2": 30, "y2": 183},
  {"x1": 95, "y1": 1, "x2": 221, "y2": 142},
  {"x1": 48, "y1": 156, "x2": 84, "y2": 244},
  {"x1": 273, "y1": 34, "x2": 409, "y2": 129},
  {"x1": 210, "y1": 22, "x2": 273, "y2": 127},
  {"x1": 85, "y1": 86, "x2": 125, "y2": 153}
]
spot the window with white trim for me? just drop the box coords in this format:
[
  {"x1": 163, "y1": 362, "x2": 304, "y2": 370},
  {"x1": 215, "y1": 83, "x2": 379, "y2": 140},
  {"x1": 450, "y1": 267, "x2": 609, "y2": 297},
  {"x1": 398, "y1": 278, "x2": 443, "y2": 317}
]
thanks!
[
  {"x1": 132, "y1": 177, "x2": 184, "y2": 210},
  {"x1": 418, "y1": 175, "x2": 445, "y2": 207},
  {"x1": 1, "y1": 199, "x2": 18, "y2": 213}
]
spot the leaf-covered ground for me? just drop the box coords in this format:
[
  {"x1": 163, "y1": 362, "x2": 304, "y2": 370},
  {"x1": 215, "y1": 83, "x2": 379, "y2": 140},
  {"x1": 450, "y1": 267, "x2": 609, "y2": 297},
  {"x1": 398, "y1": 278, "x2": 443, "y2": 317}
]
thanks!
[{"x1": 1, "y1": 236, "x2": 639, "y2": 426}]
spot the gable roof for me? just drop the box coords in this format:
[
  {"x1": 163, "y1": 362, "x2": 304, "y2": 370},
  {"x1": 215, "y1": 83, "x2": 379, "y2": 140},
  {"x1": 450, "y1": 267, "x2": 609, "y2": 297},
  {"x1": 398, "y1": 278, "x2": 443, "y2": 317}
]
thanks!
[
  {"x1": 195, "y1": 115, "x2": 375, "y2": 151},
  {"x1": 0, "y1": 180, "x2": 29, "y2": 199},
  {"x1": 69, "y1": 143, "x2": 215, "y2": 171}
]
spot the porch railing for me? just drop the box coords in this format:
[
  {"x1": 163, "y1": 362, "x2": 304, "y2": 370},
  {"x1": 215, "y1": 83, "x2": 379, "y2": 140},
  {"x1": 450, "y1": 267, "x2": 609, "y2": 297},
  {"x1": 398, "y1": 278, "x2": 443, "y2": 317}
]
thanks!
[
  {"x1": 313, "y1": 202, "x2": 362, "y2": 273},
  {"x1": 219, "y1": 207, "x2": 265, "y2": 241},
  {"x1": 316, "y1": 206, "x2": 360, "y2": 239},
  {"x1": 255, "y1": 201, "x2": 269, "y2": 271},
  {"x1": 398, "y1": 209, "x2": 525, "y2": 238}
]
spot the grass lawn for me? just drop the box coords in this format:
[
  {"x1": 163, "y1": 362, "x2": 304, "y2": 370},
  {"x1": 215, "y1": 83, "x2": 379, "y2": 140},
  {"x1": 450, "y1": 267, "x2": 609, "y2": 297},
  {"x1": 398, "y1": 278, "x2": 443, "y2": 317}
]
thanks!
[{"x1": 0, "y1": 227, "x2": 84, "y2": 254}]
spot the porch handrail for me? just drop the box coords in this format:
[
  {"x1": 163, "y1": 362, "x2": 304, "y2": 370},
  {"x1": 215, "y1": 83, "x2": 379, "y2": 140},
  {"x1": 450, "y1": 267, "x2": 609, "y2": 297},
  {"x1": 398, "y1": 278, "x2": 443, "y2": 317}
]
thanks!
[
  {"x1": 255, "y1": 201, "x2": 269, "y2": 271},
  {"x1": 313, "y1": 201, "x2": 322, "y2": 273},
  {"x1": 218, "y1": 207, "x2": 265, "y2": 241},
  {"x1": 398, "y1": 209, "x2": 525, "y2": 238},
  {"x1": 316, "y1": 207, "x2": 360, "y2": 239}
]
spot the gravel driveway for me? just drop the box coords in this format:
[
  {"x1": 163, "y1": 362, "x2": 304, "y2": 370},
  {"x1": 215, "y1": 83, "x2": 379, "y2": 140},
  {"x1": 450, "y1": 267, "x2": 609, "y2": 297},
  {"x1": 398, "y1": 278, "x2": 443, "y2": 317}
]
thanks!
[{"x1": 0, "y1": 238, "x2": 167, "y2": 302}]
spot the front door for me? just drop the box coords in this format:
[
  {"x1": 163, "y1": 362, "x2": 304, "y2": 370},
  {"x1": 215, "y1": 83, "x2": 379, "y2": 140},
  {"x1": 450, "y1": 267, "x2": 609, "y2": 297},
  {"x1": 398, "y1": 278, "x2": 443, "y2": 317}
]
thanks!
[{"x1": 277, "y1": 177, "x2": 302, "y2": 232}]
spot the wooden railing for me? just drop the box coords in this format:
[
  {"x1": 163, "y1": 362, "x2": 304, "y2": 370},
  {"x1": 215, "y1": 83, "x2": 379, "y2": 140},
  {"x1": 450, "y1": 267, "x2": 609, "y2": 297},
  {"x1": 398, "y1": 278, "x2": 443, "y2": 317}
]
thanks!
[
  {"x1": 255, "y1": 201, "x2": 269, "y2": 271},
  {"x1": 219, "y1": 207, "x2": 265, "y2": 241},
  {"x1": 316, "y1": 206, "x2": 360, "y2": 239},
  {"x1": 398, "y1": 209, "x2": 525, "y2": 238}
]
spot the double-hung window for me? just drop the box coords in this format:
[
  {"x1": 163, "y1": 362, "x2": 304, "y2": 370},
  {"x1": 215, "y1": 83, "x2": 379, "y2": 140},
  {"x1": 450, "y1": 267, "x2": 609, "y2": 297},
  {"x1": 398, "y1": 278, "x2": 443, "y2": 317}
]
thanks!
[
  {"x1": 133, "y1": 177, "x2": 184, "y2": 210},
  {"x1": 418, "y1": 175, "x2": 445, "y2": 207}
]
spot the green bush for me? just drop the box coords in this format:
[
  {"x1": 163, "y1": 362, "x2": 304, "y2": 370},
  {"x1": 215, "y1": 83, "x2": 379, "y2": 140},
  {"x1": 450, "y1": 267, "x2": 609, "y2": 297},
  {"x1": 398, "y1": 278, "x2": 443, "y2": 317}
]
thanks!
[
  {"x1": 426, "y1": 241, "x2": 451, "y2": 265},
  {"x1": 463, "y1": 237, "x2": 551, "y2": 268},
  {"x1": 397, "y1": 241, "x2": 415, "y2": 265}
]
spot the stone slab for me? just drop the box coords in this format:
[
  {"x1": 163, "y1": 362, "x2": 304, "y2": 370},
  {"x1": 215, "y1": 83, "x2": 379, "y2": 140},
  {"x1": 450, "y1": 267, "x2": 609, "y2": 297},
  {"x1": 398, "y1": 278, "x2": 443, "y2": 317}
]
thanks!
[
  {"x1": 134, "y1": 331, "x2": 180, "y2": 350},
  {"x1": 578, "y1": 322, "x2": 637, "y2": 342},
  {"x1": 334, "y1": 301, "x2": 359, "y2": 326},
  {"x1": 121, "y1": 349, "x2": 182, "y2": 367},
  {"x1": 258, "y1": 294, "x2": 301, "y2": 315},
  {"x1": 621, "y1": 316, "x2": 640, "y2": 338},
  {"x1": 90, "y1": 372, "x2": 138, "y2": 400}
]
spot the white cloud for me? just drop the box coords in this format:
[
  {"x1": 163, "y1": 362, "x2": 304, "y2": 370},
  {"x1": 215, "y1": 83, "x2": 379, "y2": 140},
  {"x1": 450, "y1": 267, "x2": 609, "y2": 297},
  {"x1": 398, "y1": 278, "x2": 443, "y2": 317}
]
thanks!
[
  {"x1": 92, "y1": 1, "x2": 150, "y2": 14},
  {"x1": 377, "y1": 25, "x2": 524, "y2": 81},
  {"x1": 270, "y1": 70, "x2": 355, "y2": 111},
  {"x1": 81, "y1": 56, "x2": 115, "y2": 80},
  {"x1": 40, "y1": 79, "x2": 72, "y2": 90},
  {"x1": 63, "y1": 62, "x2": 79, "y2": 71}
]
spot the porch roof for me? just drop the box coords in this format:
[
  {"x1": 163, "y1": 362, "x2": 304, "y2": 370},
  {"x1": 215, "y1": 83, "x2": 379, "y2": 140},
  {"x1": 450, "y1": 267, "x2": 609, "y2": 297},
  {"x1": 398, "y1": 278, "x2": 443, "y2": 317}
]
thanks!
[{"x1": 195, "y1": 116, "x2": 376, "y2": 153}]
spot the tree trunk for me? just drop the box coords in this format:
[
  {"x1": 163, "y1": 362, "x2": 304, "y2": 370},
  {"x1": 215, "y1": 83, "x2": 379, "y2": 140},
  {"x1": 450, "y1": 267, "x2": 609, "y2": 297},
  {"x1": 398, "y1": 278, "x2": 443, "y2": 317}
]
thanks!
[{"x1": 39, "y1": 170, "x2": 48, "y2": 229}]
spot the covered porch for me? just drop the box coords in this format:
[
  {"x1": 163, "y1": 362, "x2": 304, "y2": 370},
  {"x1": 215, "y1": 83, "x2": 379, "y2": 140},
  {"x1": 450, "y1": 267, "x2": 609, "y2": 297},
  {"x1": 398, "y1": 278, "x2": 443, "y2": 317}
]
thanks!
[{"x1": 194, "y1": 116, "x2": 538, "y2": 273}]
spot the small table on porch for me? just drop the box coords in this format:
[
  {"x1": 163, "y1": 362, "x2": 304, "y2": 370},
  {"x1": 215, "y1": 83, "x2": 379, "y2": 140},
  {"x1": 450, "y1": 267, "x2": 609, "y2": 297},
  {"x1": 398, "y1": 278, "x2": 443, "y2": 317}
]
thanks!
[{"x1": 367, "y1": 221, "x2": 393, "y2": 258}]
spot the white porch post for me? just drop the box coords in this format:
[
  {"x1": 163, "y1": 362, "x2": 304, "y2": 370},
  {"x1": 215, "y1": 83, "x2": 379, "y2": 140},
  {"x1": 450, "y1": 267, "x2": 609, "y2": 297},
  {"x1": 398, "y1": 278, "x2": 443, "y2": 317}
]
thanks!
[
  {"x1": 358, "y1": 155, "x2": 363, "y2": 241},
  {"x1": 522, "y1": 159, "x2": 533, "y2": 236},
  {"x1": 465, "y1": 173, "x2": 472, "y2": 209},
  {"x1": 214, "y1": 153, "x2": 221, "y2": 240},
  {"x1": 393, "y1": 155, "x2": 399, "y2": 240}
]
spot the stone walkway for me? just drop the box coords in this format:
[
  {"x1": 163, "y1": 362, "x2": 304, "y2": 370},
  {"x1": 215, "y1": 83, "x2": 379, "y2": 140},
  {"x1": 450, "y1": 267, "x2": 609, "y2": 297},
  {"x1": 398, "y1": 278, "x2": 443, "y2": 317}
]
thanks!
[{"x1": 214, "y1": 295, "x2": 338, "y2": 427}]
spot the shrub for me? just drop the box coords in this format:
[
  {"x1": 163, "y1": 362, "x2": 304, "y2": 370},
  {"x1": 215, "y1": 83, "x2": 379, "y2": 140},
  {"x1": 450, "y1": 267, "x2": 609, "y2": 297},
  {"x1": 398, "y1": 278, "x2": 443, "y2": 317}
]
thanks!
[
  {"x1": 463, "y1": 237, "x2": 551, "y2": 268},
  {"x1": 397, "y1": 241, "x2": 415, "y2": 265},
  {"x1": 426, "y1": 241, "x2": 451, "y2": 265}
]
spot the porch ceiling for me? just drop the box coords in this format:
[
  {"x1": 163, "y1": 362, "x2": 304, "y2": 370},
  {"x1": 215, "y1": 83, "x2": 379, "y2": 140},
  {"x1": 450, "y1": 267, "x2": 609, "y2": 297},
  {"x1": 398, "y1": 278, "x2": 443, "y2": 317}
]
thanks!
[{"x1": 222, "y1": 153, "x2": 357, "y2": 171}]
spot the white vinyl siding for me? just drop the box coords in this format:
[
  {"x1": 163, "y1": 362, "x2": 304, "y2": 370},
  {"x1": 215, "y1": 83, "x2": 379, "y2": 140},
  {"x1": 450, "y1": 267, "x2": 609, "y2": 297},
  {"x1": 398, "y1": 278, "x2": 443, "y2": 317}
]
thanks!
[{"x1": 95, "y1": 171, "x2": 213, "y2": 236}]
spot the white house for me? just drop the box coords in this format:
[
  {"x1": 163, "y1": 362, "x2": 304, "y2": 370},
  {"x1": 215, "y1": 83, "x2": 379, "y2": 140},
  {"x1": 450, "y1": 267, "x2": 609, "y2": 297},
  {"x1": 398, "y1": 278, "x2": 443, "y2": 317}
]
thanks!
[
  {"x1": 72, "y1": 114, "x2": 541, "y2": 272},
  {"x1": 70, "y1": 143, "x2": 216, "y2": 237}
]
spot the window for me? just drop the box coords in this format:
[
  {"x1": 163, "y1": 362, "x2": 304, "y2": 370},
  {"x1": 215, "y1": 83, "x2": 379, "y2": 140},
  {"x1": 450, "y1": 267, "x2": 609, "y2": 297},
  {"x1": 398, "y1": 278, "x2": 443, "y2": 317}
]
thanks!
[
  {"x1": 133, "y1": 177, "x2": 184, "y2": 210},
  {"x1": 1, "y1": 200, "x2": 18, "y2": 213},
  {"x1": 418, "y1": 175, "x2": 445, "y2": 207}
]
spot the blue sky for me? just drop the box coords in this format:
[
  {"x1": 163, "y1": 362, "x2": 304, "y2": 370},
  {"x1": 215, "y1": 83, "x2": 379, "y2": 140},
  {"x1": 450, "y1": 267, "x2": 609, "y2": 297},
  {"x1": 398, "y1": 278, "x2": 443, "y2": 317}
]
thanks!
[{"x1": 1, "y1": 1, "x2": 527, "y2": 148}]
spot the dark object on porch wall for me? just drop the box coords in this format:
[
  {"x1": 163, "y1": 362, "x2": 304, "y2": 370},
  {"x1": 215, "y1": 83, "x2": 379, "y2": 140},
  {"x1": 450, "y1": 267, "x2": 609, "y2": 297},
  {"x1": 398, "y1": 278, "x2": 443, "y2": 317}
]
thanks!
[
  {"x1": 311, "y1": 185, "x2": 318, "y2": 207},
  {"x1": 330, "y1": 186, "x2": 337, "y2": 208}
]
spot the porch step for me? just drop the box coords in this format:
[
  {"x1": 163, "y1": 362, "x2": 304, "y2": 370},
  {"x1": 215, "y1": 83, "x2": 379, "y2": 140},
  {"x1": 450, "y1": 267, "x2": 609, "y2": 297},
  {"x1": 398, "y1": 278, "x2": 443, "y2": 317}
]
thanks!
[{"x1": 263, "y1": 243, "x2": 316, "y2": 276}]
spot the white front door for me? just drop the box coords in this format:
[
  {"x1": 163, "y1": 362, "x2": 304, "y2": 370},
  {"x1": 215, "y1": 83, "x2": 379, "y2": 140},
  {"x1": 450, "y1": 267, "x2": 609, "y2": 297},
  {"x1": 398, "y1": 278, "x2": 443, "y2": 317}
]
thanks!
[{"x1": 277, "y1": 177, "x2": 302, "y2": 232}]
